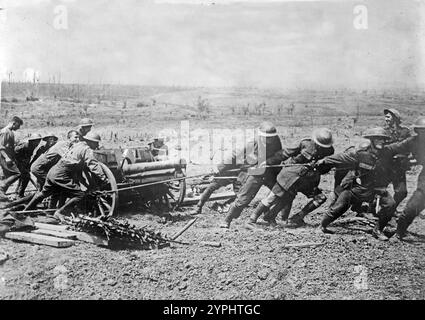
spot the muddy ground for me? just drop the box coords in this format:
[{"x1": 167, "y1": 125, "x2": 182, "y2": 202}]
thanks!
[{"x1": 1, "y1": 87, "x2": 425, "y2": 300}]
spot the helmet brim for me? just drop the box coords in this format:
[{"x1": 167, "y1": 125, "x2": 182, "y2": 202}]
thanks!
[
  {"x1": 83, "y1": 137, "x2": 100, "y2": 143},
  {"x1": 363, "y1": 135, "x2": 390, "y2": 140},
  {"x1": 312, "y1": 136, "x2": 333, "y2": 148}
]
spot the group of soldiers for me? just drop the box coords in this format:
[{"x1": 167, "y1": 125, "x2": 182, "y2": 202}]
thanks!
[
  {"x1": 1, "y1": 108, "x2": 424, "y2": 242},
  {"x1": 192, "y1": 108, "x2": 425, "y2": 242},
  {"x1": 0, "y1": 117, "x2": 108, "y2": 221}
]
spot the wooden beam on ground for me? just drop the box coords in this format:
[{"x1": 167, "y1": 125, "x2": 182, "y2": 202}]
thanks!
[
  {"x1": 171, "y1": 217, "x2": 198, "y2": 240},
  {"x1": 5, "y1": 232, "x2": 75, "y2": 248},
  {"x1": 181, "y1": 192, "x2": 235, "y2": 206},
  {"x1": 34, "y1": 222, "x2": 108, "y2": 246},
  {"x1": 34, "y1": 222, "x2": 69, "y2": 232},
  {"x1": 281, "y1": 242, "x2": 325, "y2": 249},
  {"x1": 32, "y1": 229, "x2": 78, "y2": 240}
]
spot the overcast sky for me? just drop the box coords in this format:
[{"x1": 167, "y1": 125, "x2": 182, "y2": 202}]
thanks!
[{"x1": 1, "y1": 0, "x2": 424, "y2": 88}]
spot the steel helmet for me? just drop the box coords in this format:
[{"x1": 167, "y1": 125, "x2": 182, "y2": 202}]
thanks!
[
  {"x1": 258, "y1": 122, "x2": 278, "y2": 138},
  {"x1": 312, "y1": 128, "x2": 333, "y2": 148},
  {"x1": 42, "y1": 133, "x2": 58, "y2": 141},
  {"x1": 413, "y1": 116, "x2": 425, "y2": 130},
  {"x1": 83, "y1": 132, "x2": 101, "y2": 143},
  {"x1": 28, "y1": 133, "x2": 42, "y2": 141},
  {"x1": 384, "y1": 108, "x2": 402, "y2": 123},
  {"x1": 78, "y1": 118, "x2": 94, "y2": 128},
  {"x1": 363, "y1": 127, "x2": 390, "y2": 140}
]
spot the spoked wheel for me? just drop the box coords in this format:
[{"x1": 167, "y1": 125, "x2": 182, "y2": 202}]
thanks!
[
  {"x1": 165, "y1": 169, "x2": 186, "y2": 210},
  {"x1": 83, "y1": 163, "x2": 118, "y2": 218}
]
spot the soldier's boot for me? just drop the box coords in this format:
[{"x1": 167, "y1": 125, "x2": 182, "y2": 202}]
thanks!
[
  {"x1": 287, "y1": 196, "x2": 326, "y2": 228},
  {"x1": 191, "y1": 186, "x2": 217, "y2": 215},
  {"x1": 16, "y1": 178, "x2": 30, "y2": 199},
  {"x1": 0, "y1": 175, "x2": 20, "y2": 202},
  {"x1": 372, "y1": 211, "x2": 393, "y2": 241},
  {"x1": 54, "y1": 197, "x2": 82, "y2": 221},
  {"x1": 248, "y1": 203, "x2": 269, "y2": 225},
  {"x1": 259, "y1": 202, "x2": 285, "y2": 226},
  {"x1": 24, "y1": 192, "x2": 45, "y2": 211},
  {"x1": 395, "y1": 216, "x2": 415, "y2": 242},
  {"x1": 319, "y1": 215, "x2": 335, "y2": 234},
  {"x1": 219, "y1": 205, "x2": 242, "y2": 229},
  {"x1": 372, "y1": 223, "x2": 389, "y2": 241}
]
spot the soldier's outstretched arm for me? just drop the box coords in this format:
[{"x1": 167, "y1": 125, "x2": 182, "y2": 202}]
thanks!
[
  {"x1": 266, "y1": 144, "x2": 300, "y2": 165},
  {"x1": 384, "y1": 136, "x2": 415, "y2": 155},
  {"x1": 318, "y1": 149, "x2": 359, "y2": 169}
]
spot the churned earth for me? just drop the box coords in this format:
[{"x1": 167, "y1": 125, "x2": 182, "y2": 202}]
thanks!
[
  {"x1": 1, "y1": 171, "x2": 425, "y2": 300},
  {"x1": 1, "y1": 87, "x2": 425, "y2": 300}
]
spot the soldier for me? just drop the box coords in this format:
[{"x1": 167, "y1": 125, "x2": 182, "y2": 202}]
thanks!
[
  {"x1": 31, "y1": 133, "x2": 59, "y2": 164},
  {"x1": 77, "y1": 118, "x2": 94, "y2": 138},
  {"x1": 190, "y1": 141, "x2": 254, "y2": 216},
  {"x1": 14, "y1": 133, "x2": 43, "y2": 198},
  {"x1": 31, "y1": 130, "x2": 79, "y2": 189},
  {"x1": 0, "y1": 116, "x2": 24, "y2": 201},
  {"x1": 317, "y1": 127, "x2": 401, "y2": 241},
  {"x1": 219, "y1": 122, "x2": 282, "y2": 228},
  {"x1": 382, "y1": 117, "x2": 425, "y2": 241},
  {"x1": 382, "y1": 108, "x2": 413, "y2": 211},
  {"x1": 248, "y1": 128, "x2": 334, "y2": 228},
  {"x1": 24, "y1": 131, "x2": 108, "y2": 220}
]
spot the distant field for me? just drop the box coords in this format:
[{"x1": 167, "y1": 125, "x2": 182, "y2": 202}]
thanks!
[{"x1": 1, "y1": 82, "x2": 424, "y2": 154}]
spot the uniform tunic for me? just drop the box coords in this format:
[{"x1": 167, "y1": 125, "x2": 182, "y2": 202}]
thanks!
[
  {"x1": 30, "y1": 141, "x2": 71, "y2": 188},
  {"x1": 232, "y1": 136, "x2": 282, "y2": 209},
  {"x1": 14, "y1": 141, "x2": 39, "y2": 195},
  {"x1": 267, "y1": 138, "x2": 334, "y2": 197},
  {"x1": 320, "y1": 142, "x2": 398, "y2": 220},
  {"x1": 385, "y1": 135, "x2": 425, "y2": 224},
  {"x1": 41, "y1": 141, "x2": 107, "y2": 197},
  {"x1": 384, "y1": 124, "x2": 413, "y2": 204},
  {"x1": 0, "y1": 127, "x2": 20, "y2": 177}
]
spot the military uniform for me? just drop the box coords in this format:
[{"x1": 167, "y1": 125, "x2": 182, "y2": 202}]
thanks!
[
  {"x1": 383, "y1": 124, "x2": 412, "y2": 208},
  {"x1": 0, "y1": 127, "x2": 20, "y2": 178},
  {"x1": 191, "y1": 144, "x2": 254, "y2": 215},
  {"x1": 14, "y1": 141, "x2": 39, "y2": 197},
  {"x1": 254, "y1": 138, "x2": 334, "y2": 224},
  {"x1": 320, "y1": 141, "x2": 398, "y2": 233},
  {"x1": 25, "y1": 141, "x2": 107, "y2": 213},
  {"x1": 384, "y1": 135, "x2": 425, "y2": 237},
  {"x1": 30, "y1": 141, "x2": 72, "y2": 189},
  {"x1": 220, "y1": 135, "x2": 282, "y2": 226}
]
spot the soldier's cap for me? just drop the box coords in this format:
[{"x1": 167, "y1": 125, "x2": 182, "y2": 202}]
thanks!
[
  {"x1": 363, "y1": 127, "x2": 391, "y2": 140},
  {"x1": 413, "y1": 116, "x2": 425, "y2": 130},
  {"x1": 11, "y1": 116, "x2": 24, "y2": 125},
  {"x1": 312, "y1": 128, "x2": 334, "y2": 148},
  {"x1": 78, "y1": 118, "x2": 94, "y2": 128},
  {"x1": 42, "y1": 133, "x2": 58, "y2": 141},
  {"x1": 384, "y1": 108, "x2": 401, "y2": 123},
  {"x1": 28, "y1": 133, "x2": 42, "y2": 141},
  {"x1": 258, "y1": 122, "x2": 278, "y2": 138},
  {"x1": 83, "y1": 132, "x2": 101, "y2": 143}
]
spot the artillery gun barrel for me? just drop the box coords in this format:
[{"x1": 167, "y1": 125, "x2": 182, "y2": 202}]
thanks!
[{"x1": 122, "y1": 159, "x2": 186, "y2": 175}]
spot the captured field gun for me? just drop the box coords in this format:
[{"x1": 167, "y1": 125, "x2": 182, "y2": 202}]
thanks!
[{"x1": 83, "y1": 143, "x2": 187, "y2": 217}]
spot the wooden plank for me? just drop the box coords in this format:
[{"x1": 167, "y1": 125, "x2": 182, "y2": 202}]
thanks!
[
  {"x1": 5, "y1": 232, "x2": 75, "y2": 248},
  {"x1": 32, "y1": 229, "x2": 78, "y2": 240},
  {"x1": 35, "y1": 223, "x2": 108, "y2": 246},
  {"x1": 34, "y1": 223, "x2": 69, "y2": 232},
  {"x1": 171, "y1": 218, "x2": 198, "y2": 240}
]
